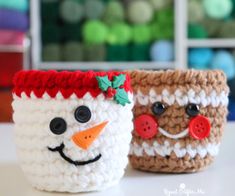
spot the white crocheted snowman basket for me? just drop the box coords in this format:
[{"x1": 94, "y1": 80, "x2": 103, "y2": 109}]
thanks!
[{"x1": 12, "y1": 70, "x2": 133, "y2": 193}]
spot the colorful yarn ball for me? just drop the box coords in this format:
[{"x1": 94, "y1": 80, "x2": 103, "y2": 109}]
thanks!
[
  {"x1": 83, "y1": 44, "x2": 106, "y2": 61},
  {"x1": 150, "y1": 40, "x2": 174, "y2": 62},
  {"x1": 42, "y1": 44, "x2": 61, "y2": 61},
  {"x1": 102, "y1": 1, "x2": 124, "y2": 25},
  {"x1": 127, "y1": 0, "x2": 153, "y2": 24},
  {"x1": 60, "y1": 0, "x2": 84, "y2": 23},
  {"x1": 188, "y1": 23, "x2": 208, "y2": 38},
  {"x1": 41, "y1": 25, "x2": 61, "y2": 44},
  {"x1": 149, "y1": 0, "x2": 172, "y2": 10},
  {"x1": 132, "y1": 24, "x2": 152, "y2": 44},
  {"x1": 62, "y1": 24, "x2": 81, "y2": 41},
  {"x1": 200, "y1": 19, "x2": 222, "y2": 37},
  {"x1": 107, "y1": 45, "x2": 129, "y2": 61},
  {"x1": 151, "y1": 22, "x2": 174, "y2": 40},
  {"x1": 188, "y1": 48, "x2": 213, "y2": 69},
  {"x1": 130, "y1": 44, "x2": 150, "y2": 61},
  {"x1": 219, "y1": 21, "x2": 235, "y2": 38},
  {"x1": 211, "y1": 50, "x2": 235, "y2": 80},
  {"x1": 84, "y1": 0, "x2": 104, "y2": 19},
  {"x1": 62, "y1": 42, "x2": 83, "y2": 61},
  {"x1": 82, "y1": 20, "x2": 108, "y2": 44},
  {"x1": 188, "y1": 0, "x2": 205, "y2": 23},
  {"x1": 228, "y1": 97, "x2": 235, "y2": 120},
  {"x1": 203, "y1": 0, "x2": 233, "y2": 19},
  {"x1": 153, "y1": 8, "x2": 174, "y2": 25},
  {"x1": 107, "y1": 23, "x2": 132, "y2": 45}
]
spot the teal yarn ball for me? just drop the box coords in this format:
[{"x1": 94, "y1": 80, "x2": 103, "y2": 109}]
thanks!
[
  {"x1": 132, "y1": 24, "x2": 152, "y2": 44},
  {"x1": 0, "y1": 0, "x2": 28, "y2": 11},
  {"x1": 62, "y1": 42, "x2": 83, "y2": 61},
  {"x1": 107, "y1": 45, "x2": 129, "y2": 61},
  {"x1": 188, "y1": 0, "x2": 205, "y2": 23},
  {"x1": 62, "y1": 24, "x2": 81, "y2": 42},
  {"x1": 127, "y1": 0, "x2": 153, "y2": 24},
  {"x1": 149, "y1": 0, "x2": 172, "y2": 10},
  {"x1": 42, "y1": 44, "x2": 61, "y2": 62},
  {"x1": 203, "y1": 0, "x2": 233, "y2": 19},
  {"x1": 188, "y1": 23, "x2": 208, "y2": 38},
  {"x1": 150, "y1": 40, "x2": 174, "y2": 62},
  {"x1": 102, "y1": 1, "x2": 125, "y2": 25},
  {"x1": 84, "y1": 0, "x2": 104, "y2": 19},
  {"x1": 60, "y1": 0, "x2": 84, "y2": 23},
  {"x1": 188, "y1": 48, "x2": 213, "y2": 69},
  {"x1": 82, "y1": 20, "x2": 108, "y2": 44},
  {"x1": 130, "y1": 44, "x2": 150, "y2": 61},
  {"x1": 107, "y1": 23, "x2": 132, "y2": 44},
  {"x1": 211, "y1": 50, "x2": 235, "y2": 80},
  {"x1": 83, "y1": 44, "x2": 106, "y2": 61}
]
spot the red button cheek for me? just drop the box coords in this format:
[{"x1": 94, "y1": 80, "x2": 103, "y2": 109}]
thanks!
[
  {"x1": 134, "y1": 114, "x2": 158, "y2": 139},
  {"x1": 189, "y1": 115, "x2": 211, "y2": 140}
]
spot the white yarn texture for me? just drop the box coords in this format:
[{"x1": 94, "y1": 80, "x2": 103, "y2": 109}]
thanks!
[{"x1": 12, "y1": 92, "x2": 133, "y2": 193}]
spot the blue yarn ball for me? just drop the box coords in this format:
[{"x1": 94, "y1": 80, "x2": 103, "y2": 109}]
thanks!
[
  {"x1": 188, "y1": 48, "x2": 213, "y2": 69},
  {"x1": 150, "y1": 40, "x2": 174, "y2": 62},
  {"x1": 211, "y1": 50, "x2": 235, "y2": 80}
]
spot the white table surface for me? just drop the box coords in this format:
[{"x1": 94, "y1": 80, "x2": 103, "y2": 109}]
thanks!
[{"x1": 0, "y1": 123, "x2": 235, "y2": 196}]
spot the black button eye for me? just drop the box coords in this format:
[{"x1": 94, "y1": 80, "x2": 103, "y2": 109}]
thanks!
[
  {"x1": 151, "y1": 102, "x2": 166, "y2": 116},
  {"x1": 186, "y1": 103, "x2": 200, "y2": 117},
  {"x1": 49, "y1": 117, "x2": 67, "y2": 135},
  {"x1": 74, "y1": 105, "x2": 91, "y2": 123}
]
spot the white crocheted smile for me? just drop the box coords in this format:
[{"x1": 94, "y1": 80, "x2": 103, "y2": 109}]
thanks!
[
  {"x1": 158, "y1": 127, "x2": 189, "y2": 139},
  {"x1": 129, "y1": 141, "x2": 220, "y2": 158}
]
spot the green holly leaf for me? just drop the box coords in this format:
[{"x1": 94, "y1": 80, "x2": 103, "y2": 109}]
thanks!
[
  {"x1": 96, "y1": 76, "x2": 112, "y2": 91},
  {"x1": 114, "y1": 88, "x2": 131, "y2": 106},
  {"x1": 112, "y1": 74, "x2": 126, "y2": 89}
]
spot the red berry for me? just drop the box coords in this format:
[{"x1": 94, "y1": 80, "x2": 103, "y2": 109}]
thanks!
[{"x1": 106, "y1": 87, "x2": 116, "y2": 98}]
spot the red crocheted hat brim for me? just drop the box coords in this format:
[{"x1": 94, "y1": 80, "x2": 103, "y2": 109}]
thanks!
[{"x1": 13, "y1": 70, "x2": 132, "y2": 99}]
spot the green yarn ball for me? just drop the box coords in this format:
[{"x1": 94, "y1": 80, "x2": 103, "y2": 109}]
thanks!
[
  {"x1": 153, "y1": 8, "x2": 174, "y2": 25},
  {"x1": 188, "y1": 23, "x2": 208, "y2": 39},
  {"x1": 83, "y1": 44, "x2": 106, "y2": 61},
  {"x1": 82, "y1": 20, "x2": 108, "y2": 44},
  {"x1": 188, "y1": 0, "x2": 205, "y2": 23},
  {"x1": 149, "y1": 0, "x2": 172, "y2": 10},
  {"x1": 60, "y1": 0, "x2": 84, "y2": 23},
  {"x1": 62, "y1": 24, "x2": 81, "y2": 42},
  {"x1": 151, "y1": 22, "x2": 174, "y2": 40},
  {"x1": 102, "y1": 1, "x2": 125, "y2": 25},
  {"x1": 41, "y1": 1, "x2": 59, "y2": 22},
  {"x1": 219, "y1": 21, "x2": 235, "y2": 38},
  {"x1": 127, "y1": 0, "x2": 153, "y2": 24},
  {"x1": 107, "y1": 23, "x2": 132, "y2": 44},
  {"x1": 132, "y1": 24, "x2": 152, "y2": 44},
  {"x1": 42, "y1": 44, "x2": 61, "y2": 62},
  {"x1": 203, "y1": 0, "x2": 233, "y2": 19},
  {"x1": 130, "y1": 44, "x2": 150, "y2": 61},
  {"x1": 107, "y1": 45, "x2": 129, "y2": 61},
  {"x1": 62, "y1": 42, "x2": 83, "y2": 61},
  {"x1": 41, "y1": 24, "x2": 61, "y2": 44},
  {"x1": 84, "y1": 0, "x2": 104, "y2": 19}
]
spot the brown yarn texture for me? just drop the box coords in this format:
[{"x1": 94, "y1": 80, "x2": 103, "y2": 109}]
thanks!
[{"x1": 128, "y1": 69, "x2": 229, "y2": 173}]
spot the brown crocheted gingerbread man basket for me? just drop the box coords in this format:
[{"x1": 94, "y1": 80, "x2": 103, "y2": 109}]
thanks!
[{"x1": 128, "y1": 69, "x2": 229, "y2": 173}]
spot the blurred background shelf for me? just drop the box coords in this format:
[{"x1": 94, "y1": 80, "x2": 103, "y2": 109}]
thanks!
[
  {"x1": 39, "y1": 62, "x2": 175, "y2": 70},
  {"x1": 187, "y1": 39, "x2": 235, "y2": 48}
]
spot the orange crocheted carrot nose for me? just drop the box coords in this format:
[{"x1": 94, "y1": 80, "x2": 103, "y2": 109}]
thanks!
[{"x1": 71, "y1": 121, "x2": 108, "y2": 150}]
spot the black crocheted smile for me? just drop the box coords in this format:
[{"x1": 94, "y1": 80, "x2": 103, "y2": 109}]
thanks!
[{"x1": 48, "y1": 143, "x2": 101, "y2": 166}]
